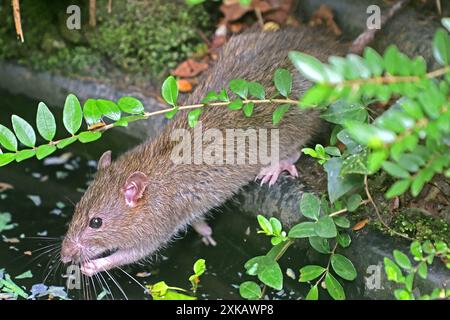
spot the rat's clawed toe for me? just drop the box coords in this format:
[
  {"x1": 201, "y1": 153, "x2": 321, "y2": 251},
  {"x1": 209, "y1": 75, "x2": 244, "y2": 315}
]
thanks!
[{"x1": 256, "y1": 159, "x2": 299, "y2": 187}]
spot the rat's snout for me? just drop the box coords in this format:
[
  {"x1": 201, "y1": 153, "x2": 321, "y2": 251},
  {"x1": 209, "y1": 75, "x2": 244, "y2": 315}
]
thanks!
[{"x1": 60, "y1": 238, "x2": 82, "y2": 264}]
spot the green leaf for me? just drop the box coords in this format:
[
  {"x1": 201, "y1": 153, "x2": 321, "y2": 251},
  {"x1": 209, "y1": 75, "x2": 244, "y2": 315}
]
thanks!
[
  {"x1": 363, "y1": 47, "x2": 384, "y2": 76},
  {"x1": 56, "y1": 136, "x2": 78, "y2": 149},
  {"x1": 257, "y1": 260, "x2": 283, "y2": 290},
  {"x1": 298, "y1": 265, "x2": 326, "y2": 282},
  {"x1": 382, "y1": 161, "x2": 411, "y2": 179},
  {"x1": 0, "y1": 153, "x2": 16, "y2": 166},
  {"x1": 188, "y1": 108, "x2": 202, "y2": 128},
  {"x1": 299, "y1": 84, "x2": 332, "y2": 108},
  {"x1": 346, "y1": 194, "x2": 362, "y2": 212},
  {"x1": 442, "y1": 18, "x2": 450, "y2": 32},
  {"x1": 305, "y1": 285, "x2": 319, "y2": 300},
  {"x1": 272, "y1": 104, "x2": 290, "y2": 125},
  {"x1": 385, "y1": 179, "x2": 411, "y2": 198},
  {"x1": 161, "y1": 76, "x2": 178, "y2": 106},
  {"x1": 309, "y1": 236, "x2": 330, "y2": 254},
  {"x1": 165, "y1": 107, "x2": 179, "y2": 119},
  {"x1": 202, "y1": 91, "x2": 219, "y2": 103},
  {"x1": 336, "y1": 233, "x2": 351, "y2": 248},
  {"x1": 243, "y1": 102, "x2": 254, "y2": 117},
  {"x1": 393, "y1": 250, "x2": 412, "y2": 270},
  {"x1": 0, "y1": 124, "x2": 18, "y2": 151},
  {"x1": 15, "y1": 270, "x2": 33, "y2": 279},
  {"x1": 11, "y1": 115, "x2": 36, "y2": 147},
  {"x1": 36, "y1": 102, "x2": 56, "y2": 141},
  {"x1": 36, "y1": 145, "x2": 57, "y2": 160},
  {"x1": 321, "y1": 100, "x2": 367, "y2": 125},
  {"x1": 229, "y1": 79, "x2": 248, "y2": 99},
  {"x1": 257, "y1": 215, "x2": 273, "y2": 235},
  {"x1": 324, "y1": 158, "x2": 363, "y2": 203},
  {"x1": 433, "y1": 28, "x2": 450, "y2": 66},
  {"x1": 289, "y1": 51, "x2": 327, "y2": 83},
  {"x1": 117, "y1": 97, "x2": 144, "y2": 114},
  {"x1": 96, "y1": 99, "x2": 121, "y2": 121},
  {"x1": 417, "y1": 262, "x2": 428, "y2": 279},
  {"x1": 314, "y1": 215, "x2": 337, "y2": 238},
  {"x1": 325, "y1": 272, "x2": 345, "y2": 300},
  {"x1": 193, "y1": 259, "x2": 206, "y2": 276},
  {"x1": 333, "y1": 216, "x2": 350, "y2": 228},
  {"x1": 345, "y1": 122, "x2": 395, "y2": 148},
  {"x1": 269, "y1": 218, "x2": 282, "y2": 236},
  {"x1": 83, "y1": 99, "x2": 102, "y2": 125},
  {"x1": 384, "y1": 257, "x2": 404, "y2": 283},
  {"x1": 63, "y1": 94, "x2": 83, "y2": 135},
  {"x1": 248, "y1": 82, "x2": 265, "y2": 99},
  {"x1": 325, "y1": 146, "x2": 341, "y2": 157},
  {"x1": 394, "y1": 289, "x2": 413, "y2": 300},
  {"x1": 15, "y1": 149, "x2": 35, "y2": 162},
  {"x1": 228, "y1": 98, "x2": 243, "y2": 110},
  {"x1": 300, "y1": 193, "x2": 321, "y2": 221},
  {"x1": 331, "y1": 254, "x2": 357, "y2": 281},
  {"x1": 410, "y1": 241, "x2": 423, "y2": 258},
  {"x1": 78, "y1": 131, "x2": 102, "y2": 143},
  {"x1": 239, "y1": 281, "x2": 261, "y2": 300},
  {"x1": 274, "y1": 68, "x2": 292, "y2": 98},
  {"x1": 288, "y1": 222, "x2": 316, "y2": 238}
]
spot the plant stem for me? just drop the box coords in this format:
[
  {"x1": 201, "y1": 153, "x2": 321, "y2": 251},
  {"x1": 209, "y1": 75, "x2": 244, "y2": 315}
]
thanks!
[
  {"x1": 364, "y1": 175, "x2": 412, "y2": 240},
  {"x1": 337, "y1": 66, "x2": 450, "y2": 88},
  {"x1": 329, "y1": 200, "x2": 370, "y2": 217},
  {"x1": 260, "y1": 239, "x2": 295, "y2": 299},
  {"x1": 313, "y1": 243, "x2": 338, "y2": 288}
]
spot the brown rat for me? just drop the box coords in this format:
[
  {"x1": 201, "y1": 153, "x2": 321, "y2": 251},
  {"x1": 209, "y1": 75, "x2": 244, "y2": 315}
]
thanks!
[{"x1": 60, "y1": 28, "x2": 348, "y2": 276}]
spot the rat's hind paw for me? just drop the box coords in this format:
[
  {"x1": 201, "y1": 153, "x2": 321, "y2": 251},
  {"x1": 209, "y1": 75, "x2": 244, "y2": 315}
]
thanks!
[
  {"x1": 192, "y1": 219, "x2": 217, "y2": 247},
  {"x1": 256, "y1": 152, "x2": 300, "y2": 187}
]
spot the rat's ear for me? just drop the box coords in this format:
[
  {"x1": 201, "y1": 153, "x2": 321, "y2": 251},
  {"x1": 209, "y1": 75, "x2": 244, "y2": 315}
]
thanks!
[
  {"x1": 122, "y1": 172, "x2": 149, "y2": 207},
  {"x1": 98, "y1": 150, "x2": 112, "y2": 170}
]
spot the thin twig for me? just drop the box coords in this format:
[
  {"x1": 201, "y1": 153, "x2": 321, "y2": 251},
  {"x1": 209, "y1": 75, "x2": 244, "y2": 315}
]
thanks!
[
  {"x1": 11, "y1": 0, "x2": 24, "y2": 42},
  {"x1": 364, "y1": 175, "x2": 412, "y2": 240},
  {"x1": 329, "y1": 200, "x2": 370, "y2": 217}
]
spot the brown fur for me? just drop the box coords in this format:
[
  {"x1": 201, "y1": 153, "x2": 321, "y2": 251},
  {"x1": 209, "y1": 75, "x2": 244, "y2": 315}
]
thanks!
[{"x1": 61, "y1": 28, "x2": 347, "y2": 267}]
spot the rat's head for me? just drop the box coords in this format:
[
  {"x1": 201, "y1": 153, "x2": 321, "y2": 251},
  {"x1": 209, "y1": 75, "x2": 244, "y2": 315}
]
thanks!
[{"x1": 61, "y1": 150, "x2": 156, "y2": 275}]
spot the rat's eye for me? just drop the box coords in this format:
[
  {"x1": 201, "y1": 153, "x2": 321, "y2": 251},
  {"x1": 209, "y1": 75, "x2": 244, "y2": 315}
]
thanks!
[{"x1": 89, "y1": 217, "x2": 103, "y2": 229}]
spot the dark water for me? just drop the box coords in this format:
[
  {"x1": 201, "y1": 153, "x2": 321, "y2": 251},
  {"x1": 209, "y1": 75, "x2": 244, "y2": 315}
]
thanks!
[{"x1": 0, "y1": 89, "x2": 322, "y2": 300}]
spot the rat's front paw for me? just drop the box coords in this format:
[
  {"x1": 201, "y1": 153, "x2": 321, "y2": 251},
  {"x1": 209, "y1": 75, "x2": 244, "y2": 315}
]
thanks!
[
  {"x1": 81, "y1": 258, "x2": 110, "y2": 276},
  {"x1": 193, "y1": 219, "x2": 217, "y2": 246}
]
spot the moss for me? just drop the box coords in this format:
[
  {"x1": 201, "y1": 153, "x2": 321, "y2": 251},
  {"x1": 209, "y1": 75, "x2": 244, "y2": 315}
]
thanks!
[
  {"x1": 86, "y1": 0, "x2": 211, "y2": 76},
  {"x1": 0, "y1": 0, "x2": 211, "y2": 80},
  {"x1": 388, "y1": 210, "x2": 450, "y2": 243}
]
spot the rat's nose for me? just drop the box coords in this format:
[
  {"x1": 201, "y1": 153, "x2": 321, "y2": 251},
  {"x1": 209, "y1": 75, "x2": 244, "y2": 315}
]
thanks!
[{"x1": 60, "y1": 239, "x2": 80, "y2": 264}]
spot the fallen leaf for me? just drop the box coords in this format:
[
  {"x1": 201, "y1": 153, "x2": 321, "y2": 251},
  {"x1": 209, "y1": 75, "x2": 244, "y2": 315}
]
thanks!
[
  {"x1": 2, "y1": 236, "x2": 20, "y2": 244},
  {"x1": 220, "y1": 2, "x2": 252, "y2": 21},
  {"x1": 352, "y1": 218, "x2": 369, "y2": 231},
  {"x1": 309, "y1": 4, "x2": 342, "y2": 36},
  {"x1": 24, "y1": 251, "x2": 32, "y2": 256},
  {"x1": 0, "y1": 183, "x2": 13, "y2": 192},
  {"x1": 177, "y1": 79, "x2": 193, "y2": 93},
  {"x1": 229, "y1": 22, "x2": 244, "y2": 33},
  {"x1": 389, "y1": 196, "x2": 400, "y2": 212},
  {"x1": 172, "y1": 59, "x2": 209, "y2": 78},
  {"x1": 136, "y1": 272, "x2": 152, "y2": 278},
  {"x1": 27, "y1": 195, "x2": 42, "y2": 207},
  {"x1": 263, "y1": 21, "x2": 280, "y2": 31},
  {"x1": 15, "y1": 270, "x2": 33, "y2": 279},
  {"x1": 43, "y1": 152, "x2": 72, "y2": 166}
]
